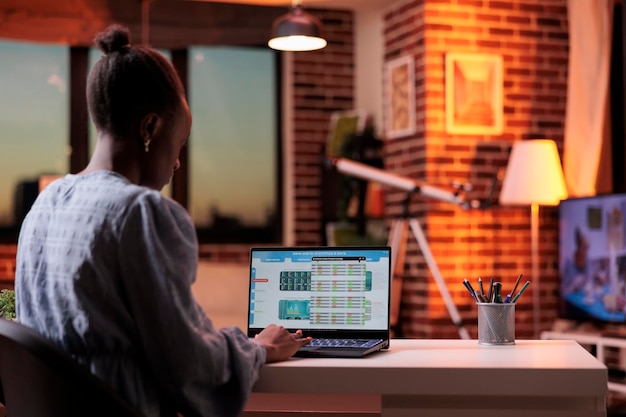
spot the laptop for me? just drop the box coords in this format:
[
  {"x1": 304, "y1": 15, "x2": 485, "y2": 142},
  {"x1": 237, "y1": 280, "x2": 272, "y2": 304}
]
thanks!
[{"x1": 246, "y1": 246, "x2": 391, "y2": 358}]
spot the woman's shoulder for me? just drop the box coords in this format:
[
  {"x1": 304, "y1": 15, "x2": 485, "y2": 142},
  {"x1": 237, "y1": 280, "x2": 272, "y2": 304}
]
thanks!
[{"x1": 59, "y1": 171, "x2": 188, "y2": 220}]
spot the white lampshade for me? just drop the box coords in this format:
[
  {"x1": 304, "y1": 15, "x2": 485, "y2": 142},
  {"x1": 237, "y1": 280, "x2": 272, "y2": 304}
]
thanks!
[{"x1": 499, "y1": 139, "x2": 568, "y2": 206}]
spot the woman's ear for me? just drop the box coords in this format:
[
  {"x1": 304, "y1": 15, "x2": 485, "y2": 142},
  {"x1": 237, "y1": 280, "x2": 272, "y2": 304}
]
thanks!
[{"x1": 139, "y1": 113, "x2": 162, "y2": 152}]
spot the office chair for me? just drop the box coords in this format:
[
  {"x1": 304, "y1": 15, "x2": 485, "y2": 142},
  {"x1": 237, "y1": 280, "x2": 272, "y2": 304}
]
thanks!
[{"x1": 0, "y1": 318, "x2": 145, "y2": 417}]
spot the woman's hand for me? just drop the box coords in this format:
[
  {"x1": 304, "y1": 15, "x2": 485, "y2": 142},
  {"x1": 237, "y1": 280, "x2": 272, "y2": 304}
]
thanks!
[{"x1": 255, "y1": 325, "x2": 312, "y2": 362}]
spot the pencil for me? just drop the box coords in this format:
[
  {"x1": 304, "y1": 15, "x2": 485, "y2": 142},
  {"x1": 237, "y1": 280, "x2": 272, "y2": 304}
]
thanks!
[
  {"x1": 474, "y1": 290, "x2": 487, "y2": 303},
  {"x1": 511, "y1": 281, "x2": 531, "y2": 303},
  {"x1": 478, "y1": 277, "x2": 485, "y2": 297}
]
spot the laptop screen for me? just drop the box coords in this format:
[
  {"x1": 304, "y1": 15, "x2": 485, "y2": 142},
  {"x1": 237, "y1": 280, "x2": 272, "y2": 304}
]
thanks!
[{"x1": 247, "y1": 246, "x2": 391, "y2": 336}]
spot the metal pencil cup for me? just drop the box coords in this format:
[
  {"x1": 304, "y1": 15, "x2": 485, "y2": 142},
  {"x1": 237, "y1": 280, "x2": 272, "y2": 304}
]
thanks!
[{"x1": 477, "y1": 303, "x2": 515, "y2": 345}]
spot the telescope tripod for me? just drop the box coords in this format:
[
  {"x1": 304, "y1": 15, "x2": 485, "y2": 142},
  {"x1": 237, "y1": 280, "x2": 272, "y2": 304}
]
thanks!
[{"x1": 387, "y1": 197, "x2": 470, "y2": 339}]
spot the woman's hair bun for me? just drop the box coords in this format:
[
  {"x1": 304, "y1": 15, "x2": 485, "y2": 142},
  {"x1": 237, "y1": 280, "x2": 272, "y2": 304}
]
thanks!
[{"x1": 94, "y1": 24, "x2": 131, "y2": 54}]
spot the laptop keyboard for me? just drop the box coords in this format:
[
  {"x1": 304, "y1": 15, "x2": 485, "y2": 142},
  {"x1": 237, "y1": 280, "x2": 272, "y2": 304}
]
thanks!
[{"x1": 308, "y1": 338, "x2": 383, "y2": 348}]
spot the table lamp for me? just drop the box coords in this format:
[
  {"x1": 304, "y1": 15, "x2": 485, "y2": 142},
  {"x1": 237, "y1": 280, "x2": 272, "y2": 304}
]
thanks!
[{"x1": 499, "y1": 139, "x2": 568, "y2": 338}]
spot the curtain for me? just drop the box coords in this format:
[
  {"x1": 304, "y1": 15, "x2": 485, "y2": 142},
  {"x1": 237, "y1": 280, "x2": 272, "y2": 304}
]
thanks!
[{"x1": 564, "y1": 0, "x2": 614, "y2": 197}]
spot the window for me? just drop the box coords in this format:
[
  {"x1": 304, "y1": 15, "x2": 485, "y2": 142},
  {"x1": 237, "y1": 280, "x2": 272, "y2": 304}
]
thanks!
[
  {"x1": 188, "y1": 47, "x2": 281, "y2": 243},
  {"x1": 0, "y1": 40, "x2": 69, "y2": 238},
  {"x1": 0, "y1": 41, "x2": 282, "y2": 244}
]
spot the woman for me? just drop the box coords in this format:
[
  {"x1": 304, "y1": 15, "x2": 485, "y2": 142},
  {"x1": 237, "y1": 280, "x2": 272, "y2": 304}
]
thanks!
[{"x1": 15, "y1": 24, "x2": 309, "y2": 417}]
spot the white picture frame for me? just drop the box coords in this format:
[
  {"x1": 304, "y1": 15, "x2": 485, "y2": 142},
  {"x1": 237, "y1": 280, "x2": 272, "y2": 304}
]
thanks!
[{"x1": 384, "y1": 55, "x2": 416, "y2": 139}]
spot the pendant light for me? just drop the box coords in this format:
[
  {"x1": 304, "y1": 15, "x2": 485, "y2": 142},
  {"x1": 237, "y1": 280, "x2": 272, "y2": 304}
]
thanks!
[{"x1": 268, "y1": 0, "x2": 327, "y2": 52}]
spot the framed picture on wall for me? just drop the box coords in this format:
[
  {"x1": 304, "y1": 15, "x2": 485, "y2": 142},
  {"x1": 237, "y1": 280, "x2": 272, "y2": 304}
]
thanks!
[
  {"x1": 384, "y1": 55, "x2": 416, "y2": 139},
  {"x1": 445, "y1": 52, "x2": 503, "y2": 135}
]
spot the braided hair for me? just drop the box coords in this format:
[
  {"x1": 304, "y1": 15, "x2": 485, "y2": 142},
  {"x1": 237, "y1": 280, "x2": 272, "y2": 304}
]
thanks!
[{"x1": 87, "y1": 24, "x2": 185, "y2": 139}]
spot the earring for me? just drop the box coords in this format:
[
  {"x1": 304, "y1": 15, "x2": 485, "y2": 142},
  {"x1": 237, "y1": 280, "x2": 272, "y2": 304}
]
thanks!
[{"x1": 144, "y1": 139, "x2": 151, "y2": 153}]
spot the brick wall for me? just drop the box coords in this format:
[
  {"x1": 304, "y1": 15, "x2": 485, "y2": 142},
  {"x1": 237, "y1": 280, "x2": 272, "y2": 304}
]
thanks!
[
  {"x1": 291, "y1": 9, "x2": 355, "y2": 246},
  {"x1": 383, "y1": 0, "x2": 568, "y2": 338},
  {"x1": 0, "y1": 246, "x2": 16, "y2": 291}
]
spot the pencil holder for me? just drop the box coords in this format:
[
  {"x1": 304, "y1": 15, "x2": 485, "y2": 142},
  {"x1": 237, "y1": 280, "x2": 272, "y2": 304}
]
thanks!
[{"x1": 477, "y1": 303, "x2": 515, "y2": 346}]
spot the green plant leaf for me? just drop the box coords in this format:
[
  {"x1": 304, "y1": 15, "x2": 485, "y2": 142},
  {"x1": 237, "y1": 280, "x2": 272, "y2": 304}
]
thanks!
[{"x1": 0, "y1": 289, "x2": 16, "y2": 320}]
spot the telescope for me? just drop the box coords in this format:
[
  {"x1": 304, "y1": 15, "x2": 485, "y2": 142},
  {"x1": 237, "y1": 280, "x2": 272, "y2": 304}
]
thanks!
[
  {"x1": 326, "y1": 157, "x2": 488, "y2": 210},
  {"x1": 324, "y1": 156, "x2": 480, "y2": 339}
]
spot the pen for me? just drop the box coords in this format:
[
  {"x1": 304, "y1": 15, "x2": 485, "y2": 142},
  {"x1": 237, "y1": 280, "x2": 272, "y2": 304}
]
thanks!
[
  {"x1": 487, "y1": 278, "x2": 494, "y2": 302},
  {"x1": 504, "y1": 294, "x2": 511, "y2": 303},
  {"x1": 478, "y1": 277, "x2": 485, "y2": 297},
  {"x1": 510, "y1": 273, "x2": 522, "y2": 300},
  {"x1": 511, "y1": 281, "x2": 531, "y2": 303},
  {"x1": 464, "y1": 279, "x2": 478, "y2": 301},
  {"x1": 463, "y1": 280, "x2": 478, "y2": 301}
]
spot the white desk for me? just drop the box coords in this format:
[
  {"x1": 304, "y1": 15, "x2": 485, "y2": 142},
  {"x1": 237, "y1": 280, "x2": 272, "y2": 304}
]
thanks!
[
  {"x1": 542, "y1": 331, "x2": 626, "y2": 395},
  {"x1": 247, "y1": 339, "x2": 608, "y2": 417}
]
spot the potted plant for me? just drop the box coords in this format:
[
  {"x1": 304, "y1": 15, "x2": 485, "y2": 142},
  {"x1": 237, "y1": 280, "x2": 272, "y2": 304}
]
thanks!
[{"x1": 0, "y1": 289, "x2": 16, "y2": 320}]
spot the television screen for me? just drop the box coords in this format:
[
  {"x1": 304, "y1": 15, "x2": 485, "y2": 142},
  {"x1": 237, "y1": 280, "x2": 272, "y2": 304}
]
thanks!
[{"x1": 559, "y1": 194, "x2": 626, "y2": 323}]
